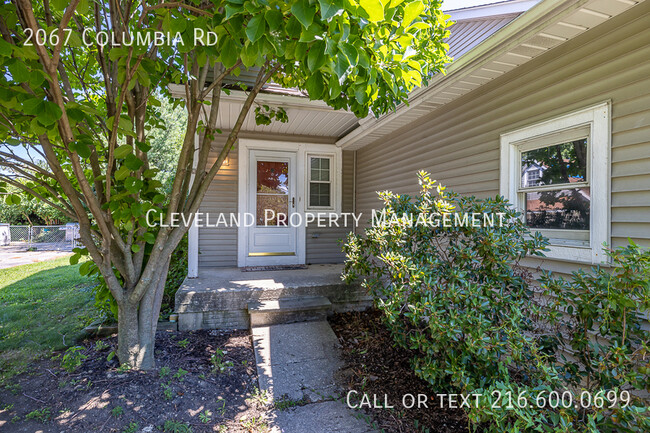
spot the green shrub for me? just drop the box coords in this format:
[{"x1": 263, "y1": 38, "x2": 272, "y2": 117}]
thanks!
[
  {"x1": 540, "y1": 242, "x2": 650, "y2": 431},
  {"x1": 343, "y1": 172, "x2": 551, "y2": 393},
  {"x1": 343, "y1": 172, "x2": 650, "y2": 432}
]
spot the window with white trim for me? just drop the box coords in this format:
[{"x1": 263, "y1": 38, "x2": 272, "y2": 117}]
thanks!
[
  {"x1": 500, "y1": 103, "x2": 610, "y2": 264},
  {"x1": 308, "y1": 155, "x2": 333, "y2": 209}
]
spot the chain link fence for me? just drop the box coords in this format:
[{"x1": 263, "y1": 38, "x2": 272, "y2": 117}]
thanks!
[{"x1": 0, "y1": 223, "x2": 79, "y2": 251}]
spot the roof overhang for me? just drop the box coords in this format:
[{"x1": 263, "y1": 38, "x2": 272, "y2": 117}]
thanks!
[{"x1": 337, "y1": 0, "x2": 644, "y2": 150}]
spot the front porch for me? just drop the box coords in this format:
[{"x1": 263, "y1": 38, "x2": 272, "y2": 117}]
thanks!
[{"x1": 174, "y1": 264, "x2": 371, "y2": 331}]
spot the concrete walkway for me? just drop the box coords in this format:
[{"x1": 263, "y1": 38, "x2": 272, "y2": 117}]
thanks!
[
  {"x1": 252, "y1": 321, "x2": 376, "y2": 433},
  {"x1": 0, "y1": 248, "x2": 72, "y2": 269}
]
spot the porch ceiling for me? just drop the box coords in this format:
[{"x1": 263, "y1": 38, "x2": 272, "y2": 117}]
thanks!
[{"x1": 215, "y1": 94, "x2": 359, "y2": 139}]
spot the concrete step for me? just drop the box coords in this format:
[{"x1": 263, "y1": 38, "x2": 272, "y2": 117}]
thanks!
[{"x1": 248, "y1": 296, "x2": 332, "y2": 327}]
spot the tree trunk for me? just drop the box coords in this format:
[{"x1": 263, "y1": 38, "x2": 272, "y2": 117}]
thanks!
[{"x1": 116, "y1": 256, "x2": 172, "y2": 369}]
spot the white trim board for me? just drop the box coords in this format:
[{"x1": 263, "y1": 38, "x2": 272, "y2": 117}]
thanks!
[{"x1": 499, "y1": 101, "x2": 611, "y2": 264}]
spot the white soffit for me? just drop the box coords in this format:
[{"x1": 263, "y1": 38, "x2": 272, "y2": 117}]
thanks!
[{"x1": 338, "y1": 0, "x2": 644, "y2": 150}]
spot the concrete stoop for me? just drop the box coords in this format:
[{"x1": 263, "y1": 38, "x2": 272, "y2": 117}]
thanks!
[
  {"x1": 248, "y1": 296, "x2": 332, "y2": 327},
  {"x1": 175, "y1": 264, "x2": 372, "y2": 331}
]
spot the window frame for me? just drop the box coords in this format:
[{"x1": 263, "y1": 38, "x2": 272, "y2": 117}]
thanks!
[
  {"x1": 305, "y1": 152, "x2": 339, "y2": 212},
  {"x1": 500, "y1": 102, "x2": 611, "y2": 264}
]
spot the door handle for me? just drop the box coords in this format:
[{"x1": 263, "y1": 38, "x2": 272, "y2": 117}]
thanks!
[{"x1": 292, "y1": 197, "x2": 295, "y2": 208}]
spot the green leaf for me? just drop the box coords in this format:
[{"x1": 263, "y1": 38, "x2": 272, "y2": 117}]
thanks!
[
  {"x1": 340, "y1": 43, "x2": 359, "y2": 66},
  {"x1": 318, "y1": 0, "x2": 344, "y2": 21},
  {"x1": 334, "y1": 51, "x2": 350, "y2": 78},
  {"x1": 403, "y1": 1, "x2": 425, "y2": 26},
  {"x1": 8, "y1": 61, "x2": 29, "y2": 82},
  {"x1": 114, "y1": 165, "x2": 130, "y2": 181},
  {"x1": 291, "y1": 0, "x2": 316, "y2": 29},
  {"x1": 265, "y1": 9, "x2": 283, "y2": 32},
  {"x1": 124, "y1": 154, "x2": 144, "y2": 171},
  {"x1": 39, "y1": 101, "x2": 63, "y2": 126},
  {"x1": 5, "y1": 194, "x2": 21, "y2": 205},
  {"x1": 305, "y1": 71, "x2": 325, "y2": 99},
  {"x1": 70, "y1": 140, "x2": 91, "y2": 158},
  {"x1": 307, "y1": 41, "x2": 326, "y2": 71},
  {"x1": 0, "y1": 39, "x2": 12, "y2": 57},
  {"x1": 240, "y1": 42, "x2": 258, "y2": 68},
  {"x1": 245, "y1": 14, "x2": 266, "y2": 43},
  {"x1": 114, "y1": 145, "x2": 132, "y2": 159},
  {"x1": 221, "y1": 38, "x2": 238, "y2": 68},
  {"x1": 359, "y1": 0, "x2": 384, "y2": 22},
  {"x1": 51, "y1": 0, "x2": 69, "y2": 10}
]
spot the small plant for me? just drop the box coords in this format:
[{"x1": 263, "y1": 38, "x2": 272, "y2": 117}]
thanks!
[
  {"x1": 25, "y1": 407, "x2": 51, "y2": 423},
  {"x1": 199, "y1": 409, "x2": 212, "y2": 424},
  {"x1": 173, "y1": 367, "x2": 188, "y2": 381},
  {"x1": 198, "y1": 373, "x2": 206, "y2": 380},
  {"x1": 159, "y1": 366, "x2": 171, "y2": 378},
  {"x1": 274, "y1": 396, "x2": 307, "y2": 411},
  {"x1": 216, "y1": 398, "x2": 226, "y2": 416},
  {"x1": 176, "y1": 338, "x2": 189, "y2": 348},
  {"x1": 122, "y1": 422, "x2": 139, "y2": 433},
  {"x1": 94, "y1": 340, "x2": 109, "y2": 351},
  {"x1": 210, "y1": 349, "x2": 233, "y2": 374},
  {"x1": 2, "y1": 403, "x2": 14, "y2": 411},
  {"x1": 246, "y1": 387, "x2": 270, "y2": 407},
  {"x1": 239, "y1": 415, "x2": 267, "y2": 432},
  {"x1": 111, "y1": 405, "x2": 124, "y2": 418},
  {"x1": 163, "y1": 419, "x2": 193, "y2": 433},
  {"x1": 116, "y1": 363, "x2": 132, "y2": 373},
  {"x1": 161, "y1": 382, "x2": 174, "y2": 401},
  {"x1": 60, "y1": 346, "x2": 87, "y2": 373}
]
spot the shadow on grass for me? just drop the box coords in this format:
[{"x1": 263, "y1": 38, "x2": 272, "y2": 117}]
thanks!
[{"x1": 0, "y1": 257, "x2": 96, "y2": 381}]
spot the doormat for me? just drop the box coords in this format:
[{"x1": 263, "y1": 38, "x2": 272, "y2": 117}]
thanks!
[{"x1": 241, "y1": 264, "x2": 308, "y2": 272}]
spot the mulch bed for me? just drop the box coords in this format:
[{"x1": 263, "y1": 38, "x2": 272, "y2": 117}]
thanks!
[
  {"x1": 0, "y1": 329, "x2": 270, "y2": 432},
  {"x1": 329, "y1": 310, "x2": 471, "y2": 433}
]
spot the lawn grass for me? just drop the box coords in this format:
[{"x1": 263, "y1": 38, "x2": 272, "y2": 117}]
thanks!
[{"x1": 0, "y1": 256, "x2": 96, "y2": 382}]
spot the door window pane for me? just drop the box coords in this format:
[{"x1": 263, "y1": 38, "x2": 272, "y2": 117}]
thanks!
[
  {"x1": 257, "y1": 161, "x2": 288, "y2": 226},
  {"x1": 257, "y1": 161, "x2": 288, "y2": 194},
  {"x1": 521, "y1": 139, "x2": 587, "y2": 187}
]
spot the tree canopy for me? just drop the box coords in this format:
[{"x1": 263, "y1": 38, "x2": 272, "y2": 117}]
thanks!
[{"x1": 0, "y1": 0, "x2": 452, "y2": 368}]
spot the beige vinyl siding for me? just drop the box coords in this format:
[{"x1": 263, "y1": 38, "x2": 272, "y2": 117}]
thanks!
[
  {"x1": 198, "y1": 135, "x2": 238, "y2": 268},
  {"x1": 306, "y1": 150, "x2": 355, "y2": 264},
  {"x1": 198, "y1": 134, "x2": 352, "y2": 268},
  {"x1": 355, "y1": 2, "x2": 650, "y2": 274}
]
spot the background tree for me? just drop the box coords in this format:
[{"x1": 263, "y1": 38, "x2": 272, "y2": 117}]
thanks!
[{"x1": 0, "y1": 0, "x2": 451, "y2": 369}]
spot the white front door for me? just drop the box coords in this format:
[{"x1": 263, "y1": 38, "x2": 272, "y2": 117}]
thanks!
[{"x1": 246, "y1": 150, "x2": 299, "y2": 265}]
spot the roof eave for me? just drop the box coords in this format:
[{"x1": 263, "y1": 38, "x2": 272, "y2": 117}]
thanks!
[{"x1": 337, "y1": 0, "x2": 639, "y2": 150}]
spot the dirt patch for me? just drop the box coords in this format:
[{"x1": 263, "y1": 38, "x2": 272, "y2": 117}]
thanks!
[
  {"x1": 0, "y1": 330, "x2": 271, "y2": 432},
  {"x1": 329, "y1": 310, "x2": 471, "y2": 433}
]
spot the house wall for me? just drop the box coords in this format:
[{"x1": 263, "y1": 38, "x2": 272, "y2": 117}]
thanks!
[
  {"x1": 354, "y1": 3, "x2": 650, "y2": 274},
  {"x1": 198, "y1": 132, "x2": 354, "y2": 268}
]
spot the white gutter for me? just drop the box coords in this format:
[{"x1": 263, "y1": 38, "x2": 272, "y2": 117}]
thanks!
[
  {"x1": 336, "y1": 0, "x2": 594, "y2": 149},
  {"x1": 445, "y1": 0, "x2": 541, "y2": 20}
]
